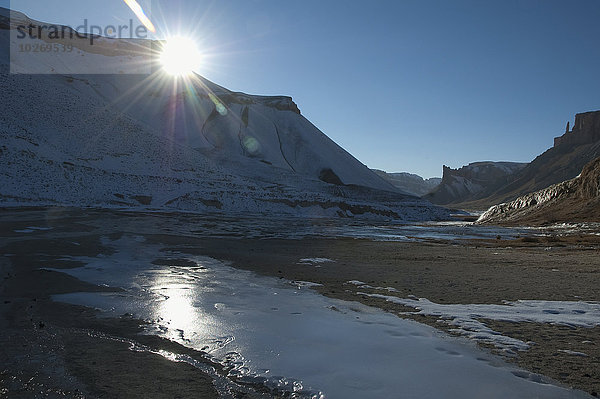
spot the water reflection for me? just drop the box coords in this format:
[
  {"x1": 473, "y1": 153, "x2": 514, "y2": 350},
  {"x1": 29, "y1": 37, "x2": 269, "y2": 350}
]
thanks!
[
  {"x1": 144, "y1": 258, "x2": 224, "y2": 349},
  {"x1": 51, "y1": 235, "x2": 589, "y2": 399}
]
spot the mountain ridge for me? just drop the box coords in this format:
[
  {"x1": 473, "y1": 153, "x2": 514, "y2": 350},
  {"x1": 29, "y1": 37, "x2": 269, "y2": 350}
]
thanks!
[
  {"x1": 478, "y1": 157, "x2": 600, "y2": 225},
  {"x1": 428, "y1": 111, "x2": 600, "y2": 210},
  {"x1": 373, "y1": 170, "x2": 441, "y2": 197},
  {"x1": 0, "y1": 8, "x2": 450, "y2": 221}
]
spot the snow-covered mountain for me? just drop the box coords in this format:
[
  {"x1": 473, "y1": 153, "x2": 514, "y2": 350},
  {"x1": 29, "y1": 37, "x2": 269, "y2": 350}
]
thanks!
[
  {"x1": 424, "y1": 162, "x2": 527, "y2": 206},
  {"x1": 373, "y1": 170, "x2": 441, "y2": 197},
  {"x1": 0, "y1": 8, "x2": 450, "y2": 220}
]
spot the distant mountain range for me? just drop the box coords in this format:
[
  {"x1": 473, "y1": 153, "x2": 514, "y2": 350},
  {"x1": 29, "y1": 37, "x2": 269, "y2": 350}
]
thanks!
[
  {"x1": 425, "y1": 110, "x2": 600, "y2": 210},
  {"x1": 372, "y1": 170, "x2": 441, "y2": 197},
  {"x1": 0, "y1": 8, "x2": 451, "y2": 221}
]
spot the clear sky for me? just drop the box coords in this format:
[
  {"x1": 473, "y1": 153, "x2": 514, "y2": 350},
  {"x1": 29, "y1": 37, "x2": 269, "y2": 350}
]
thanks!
[{"x1": 6, "y1": 0, "x2": 600, "y2": 178}]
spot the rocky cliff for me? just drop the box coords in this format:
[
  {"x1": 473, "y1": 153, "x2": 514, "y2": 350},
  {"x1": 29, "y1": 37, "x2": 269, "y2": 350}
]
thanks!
[
  {"x1": 424, "y1": 162, "x2": 526, "y2": 205},
  {"x1": 436, "y1": 111, "x2": 600, "y2": 210},
  {"x1": 554, "y1": 111, "x2": 600, "y2": 148},
  {"x1": 476, "y1": 111, "x2": 600, "y2": 207},
  {"x1": 478, "y1": 157, "x2": 600, "y2": 225}
]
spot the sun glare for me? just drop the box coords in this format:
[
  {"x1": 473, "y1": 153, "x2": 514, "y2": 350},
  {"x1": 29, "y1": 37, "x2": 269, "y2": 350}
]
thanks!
[{"x1": 160, "y1": 36, "x2": 202, "y2": 76}]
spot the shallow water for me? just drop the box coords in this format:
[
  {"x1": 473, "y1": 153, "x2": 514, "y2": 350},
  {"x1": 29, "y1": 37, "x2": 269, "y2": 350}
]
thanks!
[
  {"x1": 51, "y1": 235, "x2": 590, "y2": 399},
  {"x1": 1, "y1": 208, "x2": 530, "y2": 242},
  {"x1": 89, "y1": 210, "x2": 530, "y2": 241}
]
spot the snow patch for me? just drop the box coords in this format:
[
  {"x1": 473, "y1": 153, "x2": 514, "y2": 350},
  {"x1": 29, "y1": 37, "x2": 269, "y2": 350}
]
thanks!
[
  {"x1": 289, "y1": 281, "x2": 323, "y2": 289},
  {"x1": 297, "y1": 258, "x2": 335, "y2": 266},
  {"x1": 350, "y1": 283, "x2": 600, "y2": 353}
]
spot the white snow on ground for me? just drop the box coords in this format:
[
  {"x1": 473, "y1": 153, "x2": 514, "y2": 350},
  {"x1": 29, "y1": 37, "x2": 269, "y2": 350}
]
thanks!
[
  {"x1": 557, "y1": 350, "x2": 588, "y2": 357},
  {"x1": 297, "y1": 258, "x2": 335, "y2": 266},
  {"x1": 351, "y1": 283, "x2": 600, "y2": 353},
  {"x1": 348, "y1": 280, "x2": 402, "y2": 294},
  {"x1": 289, "y1": 281, "x2": 324, "y2": 289},
  {"x1": 48, "y1": 236, "x2": 592, "y2": 399}
]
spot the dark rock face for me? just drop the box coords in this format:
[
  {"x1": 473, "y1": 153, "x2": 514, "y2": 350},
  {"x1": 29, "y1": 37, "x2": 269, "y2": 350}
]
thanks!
[
  {"x1": 439, "y1": 162, "x2": 524, "y2": 182},
  {"x1": 576, "y1": 157, "x2": 600, "y2": 199},
  {"x1": 319, "y1": 168, "x2": 344, "y2": 186},
  {"x1": 478, "y1": 157, "x2": 600, "y2": 225},
  {"x1": 424, "y1": 162, "x2": 526, "y2": 206},
  {"x1": 554, "y1": 111, "x2": 600, "y2": 148}
]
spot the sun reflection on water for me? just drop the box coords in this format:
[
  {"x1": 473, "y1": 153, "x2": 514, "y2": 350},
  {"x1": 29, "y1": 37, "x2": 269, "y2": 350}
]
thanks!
[{"x1": 147, "y1": 262, "x2": 217, "y2": 345}]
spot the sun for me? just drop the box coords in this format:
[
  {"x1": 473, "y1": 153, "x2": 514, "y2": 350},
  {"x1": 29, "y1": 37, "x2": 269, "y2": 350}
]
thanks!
[{"x1": 159, "y1": 36, "x2": 202, "y2": 76}]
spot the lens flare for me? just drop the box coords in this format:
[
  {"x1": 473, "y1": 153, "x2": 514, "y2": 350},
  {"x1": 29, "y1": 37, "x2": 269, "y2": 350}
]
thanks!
[
  {"x1": 160, "y1": 36, "x2": 202, "y2": 76},
  {"x1": 209, "y1": 93, "x2": 227, "y2": 115},
  {"x1": 123, "y1": 0, "x2": 156, "y2": 33}
]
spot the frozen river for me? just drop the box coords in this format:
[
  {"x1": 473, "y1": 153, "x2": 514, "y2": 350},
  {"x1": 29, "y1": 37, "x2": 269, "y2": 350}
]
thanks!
[{"x1": 50, "y1": 234, "x2": 591, "y2": 398}]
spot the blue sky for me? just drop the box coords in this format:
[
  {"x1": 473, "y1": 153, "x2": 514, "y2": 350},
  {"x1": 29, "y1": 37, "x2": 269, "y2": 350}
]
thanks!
[{"x1": 6, "y1": 0, "x2": 600, "y2": 177}]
